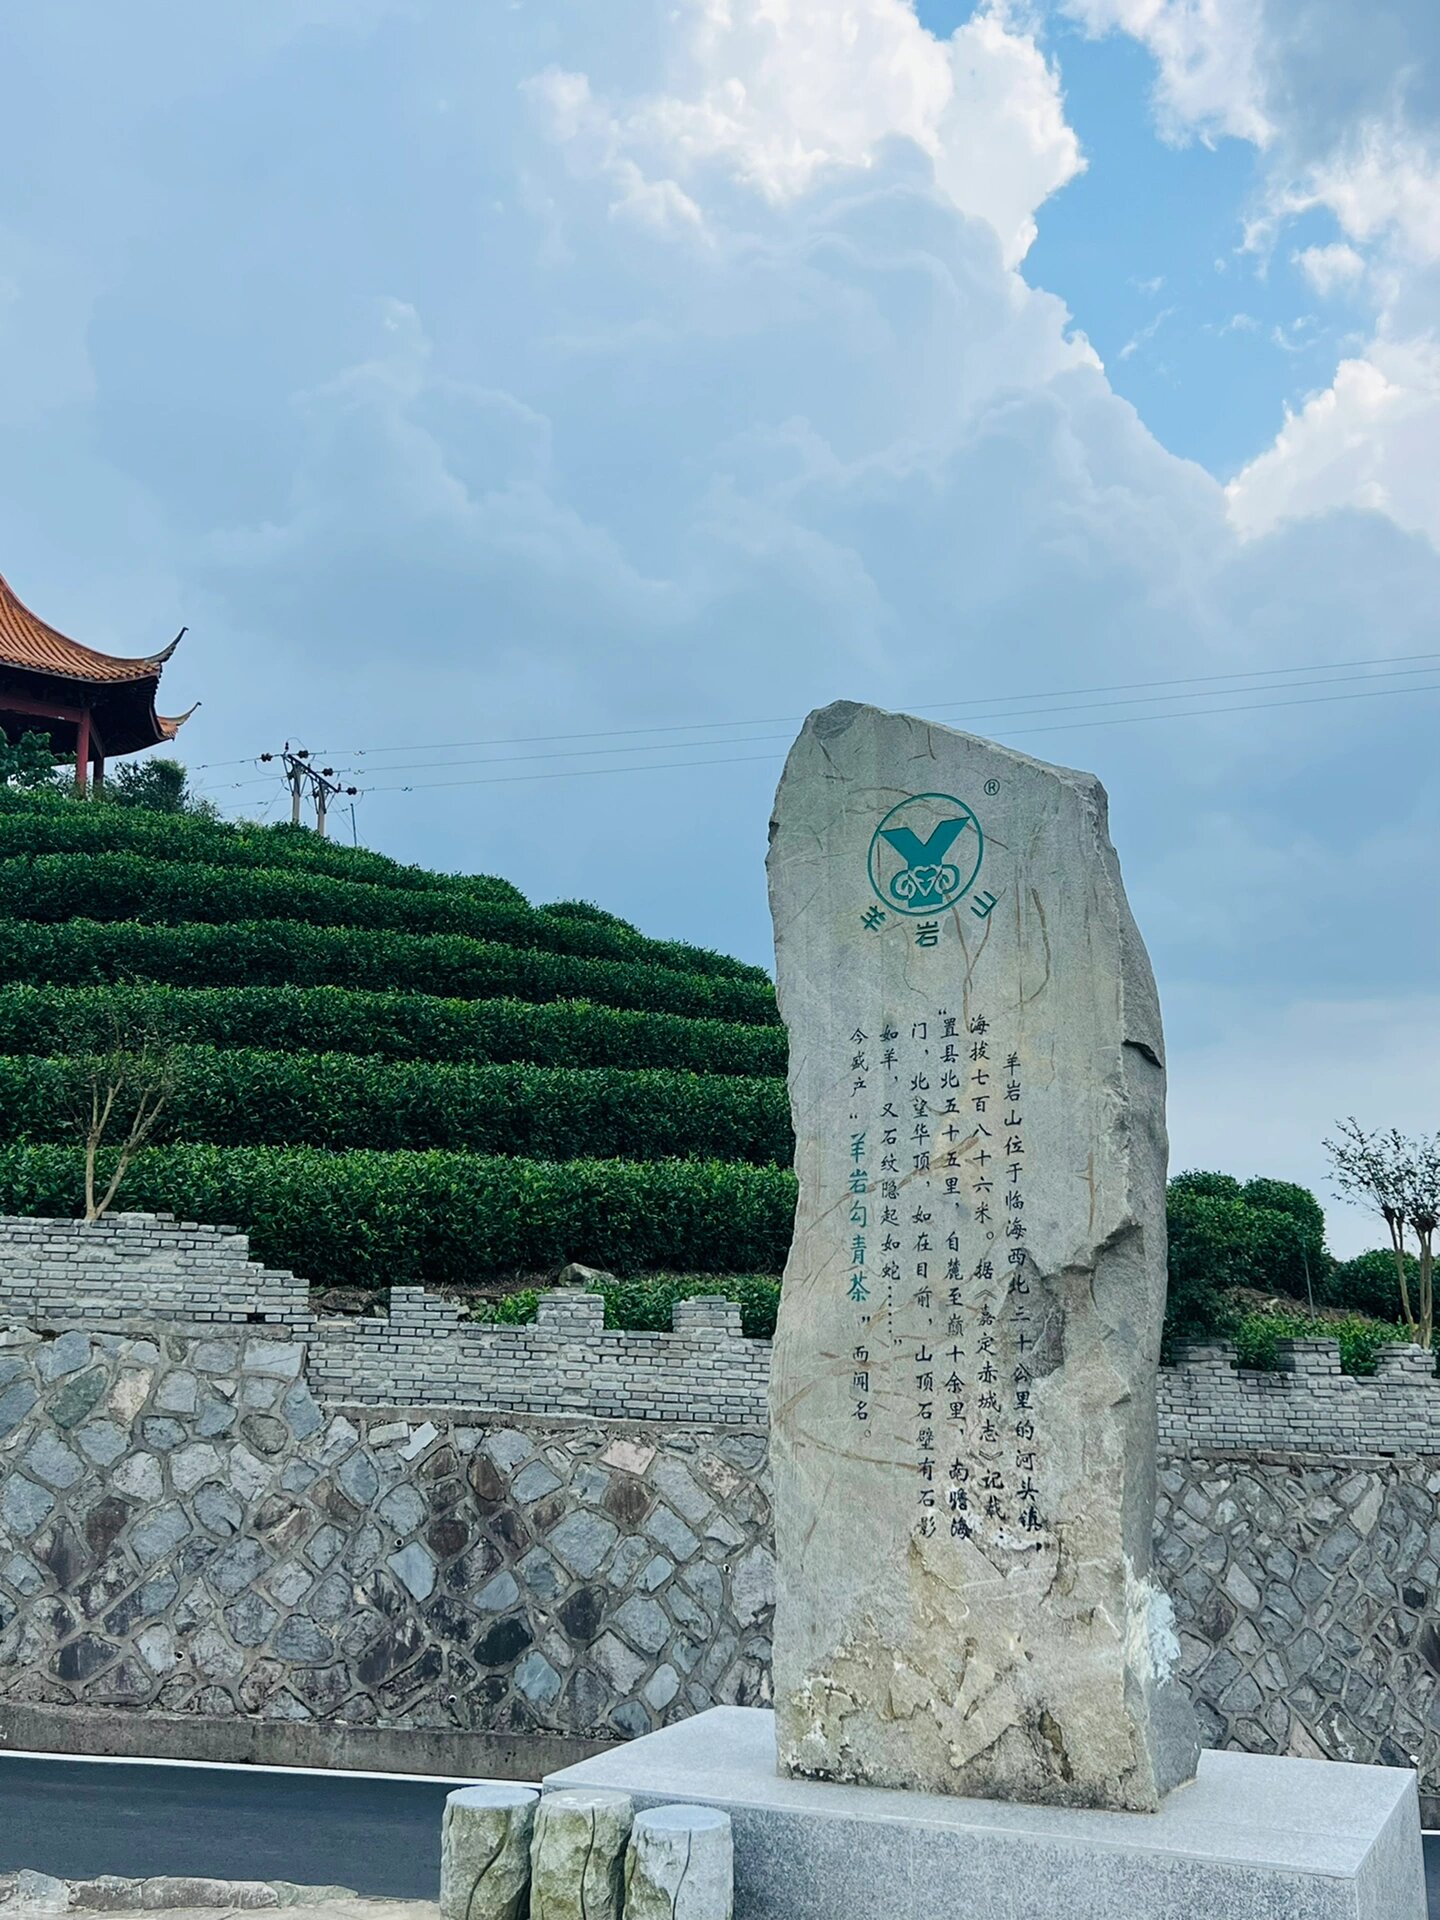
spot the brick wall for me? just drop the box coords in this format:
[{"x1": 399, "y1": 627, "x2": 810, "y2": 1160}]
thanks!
[
  {"x1": 0, "y1": 1217, "x2": 769, "y2": 1428},
  {"x1": 1161, "y1": 1337, "x2": 1439, "y2": 1453}
]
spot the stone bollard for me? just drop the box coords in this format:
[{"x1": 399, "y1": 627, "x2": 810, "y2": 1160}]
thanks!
[
  {"x1": 530, "y1": 1786, "x2": 634, "y2": 1920},
  {"x1": 439, "y1": 1783, "x2": 537, "y2": 1920},
  {"x1": 623, "y1": 1805, "x2": 734, "y2": 1920}
]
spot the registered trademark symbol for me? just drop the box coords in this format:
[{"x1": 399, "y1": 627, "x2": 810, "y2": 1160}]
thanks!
[{"x1": 984, "y1": 779, "x2": 1001, "y2": 796}]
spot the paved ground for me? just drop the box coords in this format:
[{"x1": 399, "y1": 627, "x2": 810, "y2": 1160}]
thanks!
[
  {"x1": 0, "y1": 1758, "x2": 463, "y2": 1901},
  {"x1": 0, "y1": 1754, "x2": 1436, "y2": 1911}
]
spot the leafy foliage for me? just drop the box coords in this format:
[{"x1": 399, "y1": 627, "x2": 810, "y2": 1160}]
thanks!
[
  {"x1": 0, "y1": 731, "x2": 66, "y2": 790},
  {"x1": 472, "y1": 1273, "x2": 783, "y2": 1338},
  {"x1": 0, "y1": 852, "x2": 771, "y2": 984},
  {"x1": 0, "y1": 984, "x2": 788, "y2": 1077},
  {"x1": 0, "y1": 918, "x2": 778, "y2": 1023},
  {"x1": 1229, "y1": 1308, "x2": 1411, "y2": 1376},
  {"x1": 1164, "y1": 1169, "x2": 1336, "y2": 1352},
  {"x1": 0, "y1": 1048, "x2": 792, "y2": 1164},
  {"x1": 1322, "y1": 1247, "x2": 1419, "y2": 1321},
  {"x1": 0, "y1": 784, "x2": 528, "y2": 902},
  {"x1": 105, "y1": 757, "x2": 217, "y2": 816},
  {"x1": 0, "y1": 1144, "x2": 797, "y2": 1286}
]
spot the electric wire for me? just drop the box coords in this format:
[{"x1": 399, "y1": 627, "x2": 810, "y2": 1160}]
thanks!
[{"x1": 185, "y1": 644, "x2": 1440, "y2": 774}]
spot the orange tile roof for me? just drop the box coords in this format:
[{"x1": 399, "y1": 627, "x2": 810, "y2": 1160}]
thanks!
[{"x1": 0, "y1": 571, "x2": 180, "y2": 685}]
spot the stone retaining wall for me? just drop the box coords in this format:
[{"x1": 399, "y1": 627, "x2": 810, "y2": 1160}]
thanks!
[
  {"x1": 3, "y1": 1216, "x2": 1440, "y2": 1811},
  {"x1": 0, "y1": 1320, "x2": 773, "y2": 1754}
]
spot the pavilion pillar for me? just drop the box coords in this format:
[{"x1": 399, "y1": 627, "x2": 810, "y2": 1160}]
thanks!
[{"x1": 74, "y1": 707, "x2": 91, "y2": 795}]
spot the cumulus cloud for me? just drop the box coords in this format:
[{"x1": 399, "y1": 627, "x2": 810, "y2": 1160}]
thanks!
[
  {"x1": 1227, "y1": 340, "x2": 1440, "y2": 544},
  {"x1": 1293, "y1": 240, "x2": 1366, "y2": 295},
  {"x1": 1064, "y1": 0, "x2": 1440, "y2": 551},
  {"x1": 528, "y1": 0, "x2": 1083, "y2": 264},
  {"x1": 3, "y1": 0, "x2": 1440, "y2": 1185},
  {"x1": 1061, "y1": 0, "x2": 1273, "y2": 144}
]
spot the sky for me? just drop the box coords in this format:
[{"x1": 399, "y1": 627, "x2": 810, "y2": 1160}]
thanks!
[{"x1": 1, "y1": 0, "x2": 1437, "y2": 1256}]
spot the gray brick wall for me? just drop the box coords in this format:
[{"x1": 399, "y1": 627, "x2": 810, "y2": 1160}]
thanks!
[
  {"x1": 0, "y1": 1217, "x2": 769, "y2": 1427},
  {"x1": 1161, "y1": 1337, "x2": 1439, "y2": 1454}
]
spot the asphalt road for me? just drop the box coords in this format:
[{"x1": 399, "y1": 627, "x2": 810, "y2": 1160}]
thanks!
[
  {"x1": 0, "y1": 1754, "x2": 1436, "y2": 1910},
  {"x1": 0, "y1": 1755, "x2": 472, "y2": 1900}
]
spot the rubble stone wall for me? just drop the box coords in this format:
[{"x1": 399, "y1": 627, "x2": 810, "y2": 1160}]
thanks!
[{"x1": 3, "y1": 1215, "x2": 1440, "y2": 1814}]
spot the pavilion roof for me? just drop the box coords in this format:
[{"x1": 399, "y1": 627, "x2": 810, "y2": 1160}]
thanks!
[{"x1": 0, "y1": 571, "x2": 182, "y2": 687}]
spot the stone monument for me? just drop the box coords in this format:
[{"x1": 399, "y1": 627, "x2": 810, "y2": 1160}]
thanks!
[
  {"x1": 767, "y1": 700, "x2": 1196, "y2": 1810},
  {"x1": 545, "y1": 701, "x2": 1426, "y2": 1920}
]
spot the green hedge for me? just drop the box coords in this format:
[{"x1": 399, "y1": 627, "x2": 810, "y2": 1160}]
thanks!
[
  {"x1": 0, "y1": 789, "x2": 527, "y2": 906},
  {"x1": 1321, "y1": 1247, "x2": 1416, "y2": 1321},
  {"x1": 0, "y1": 921, "x2": 779, "y2": 1024},
  {"x1": 0, "y1": 852, "x2": 768, "y2": 985},
  {"x1": 0, "y1": 1145, "x2": 798, "y2": 1285},
  {"x1": 1229, "y1": 1309, "x2": 1411, "y2": 1376},
  {"x1": 476, "y1": 1274, "x2": 783, "y2": 1339},
  {"x1": 0, "y1": 1048, "x2": 793, "y2": 1164},
  {"x1": 0, "y1": 984, "x2": 789, "y2": 1077}
]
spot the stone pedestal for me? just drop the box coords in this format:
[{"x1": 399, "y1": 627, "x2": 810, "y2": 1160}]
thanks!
[{"x1": 545, "y1": 1707, "x2": 1427, "y2": 1920}]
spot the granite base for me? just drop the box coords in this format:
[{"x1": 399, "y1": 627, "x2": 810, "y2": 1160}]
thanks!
[{"x1": 544, "y1": 1706, "x2": 1425, "y2": 1920}]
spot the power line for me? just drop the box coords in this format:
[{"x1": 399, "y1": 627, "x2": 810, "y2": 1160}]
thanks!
[
  {"x1": 358, "y1": 676, "x2": 1440, "y2": 793},
  {"x1": 185, "y1": 644, "x2": 1440, "y2": 773},
  {"x1": 310, "y1": 660, "x2": 1440, "y2": 781},
  {"x1": 192, "y1": 655, "x2": 1440, "y2": 797}
]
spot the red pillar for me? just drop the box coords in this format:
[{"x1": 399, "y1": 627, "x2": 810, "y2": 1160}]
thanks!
[{"x1": 74, "y1": 708, "x2": 91, "y2": 795}]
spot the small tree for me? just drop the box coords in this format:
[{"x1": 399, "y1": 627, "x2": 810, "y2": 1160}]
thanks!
[
  {"x1": 60, "y1": 1006, "x2": 177, "y2": 1221},
  {"x1": 1325, "y1": 1119, "x2": 1440, "y2": 1348},
  {"x1": 107, "y1": 756, "x2": 217, "y2": 817},
  {"x1": 0, "y1": 729, "x2": 68, "y2": 790}
]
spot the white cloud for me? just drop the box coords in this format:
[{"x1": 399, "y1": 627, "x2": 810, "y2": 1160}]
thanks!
[
  {"x1": 1266, "y1": 121, "x2": 1440, "y2": 268},
  {"x1": 1227, "y1": 339, "x2": 1440, "y2": 545},
  {"x1": 528, "y1": 0, "x2": 1083, "y2": 265},
  {"x1": 1062, "y1": 0, "x2": 1273, "y2": 145},
  {"x1": 1293, "y1": 240, "x2": 1365, "y2": 296},
  {"x1": 1066, "y1": 1, "x2": 1440, "y2": 551}
]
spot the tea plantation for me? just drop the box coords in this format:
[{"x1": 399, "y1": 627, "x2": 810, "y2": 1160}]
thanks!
[{"x1": 0, "y1": 790, "x2": 797, "y2": 1291}]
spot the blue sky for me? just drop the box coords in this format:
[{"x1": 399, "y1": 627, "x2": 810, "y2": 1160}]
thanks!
[{"x1": 1, "y1": 0, "x2": 1437, "y2": 1252}]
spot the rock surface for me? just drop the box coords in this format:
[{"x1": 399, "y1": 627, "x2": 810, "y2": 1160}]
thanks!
[
  {"x1": 622, "y1": 1807, "x2": 732, "y2": 1920},
  {"x1": 766, "y1": 701, "x2": 1198, "y2": 1810},
  {"x1": 438, "y1": 1785, "x2": 536, "y2": 1920},
  {"x1": 529, "y1": 1787, "x2": 633, "y2": 1920}
]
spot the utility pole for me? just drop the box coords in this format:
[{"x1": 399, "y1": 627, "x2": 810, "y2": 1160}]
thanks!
[{"x1": 260, "y1": 746, "x2": 358, "y2": 836}]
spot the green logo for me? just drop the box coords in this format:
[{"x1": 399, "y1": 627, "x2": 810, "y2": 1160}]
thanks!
[{"x1": 867, "y1": 792, "x2": 983, "y2": 917}]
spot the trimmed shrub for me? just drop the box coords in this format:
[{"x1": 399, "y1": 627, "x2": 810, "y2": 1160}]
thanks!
[
  {"x1": 0, "y1": 1144, "x2": 797, "y2": 1286},
  {"x1": 0, "y1": 852, "x2": 768, "y2": 984},
  {"x1": 0, "y1": 920, "x2": 779, "y2": 1024},
  {"x1": 472, "y1": 1274, "x2": 782, "y2": 1339},
  {"x1": 0, "y1": 984, "x2": 788, "y2": 1077},
  {"x1": 1164, "y1": 1173, "x2": 1334, "y2": 1353},
  {"x1": 1229, "y1": 1308, "x2": 1411, "y2": 1376},
  {"x1": 0, "y1": 1049, "x2": 793, "y2": 1165},
  {"x1": 1240, "y1": 1177, "x2": 1328, "y2": 1266},
  {"x1": 1322, "y1": 1247, "x2": 1418, "y2": 1322},
  {"x1": 0, "y1": 787, "x2": 527, "y2": 905}
]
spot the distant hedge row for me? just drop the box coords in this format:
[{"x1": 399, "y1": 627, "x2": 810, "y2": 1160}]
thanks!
[
  {"x1": 0, "y1": 1048, "x2": 792, "y2": 1165},
  {"x1": 0, "y1": 921, "x2": 780, "y2": 1025},
  {"x1": 0, "y1": 985, "x2": 789, "y2": 1078},
  {"x1": 0, "y1": 1145, "x2": 797, "y2": 1284},
  {"x1": 0, "y1": 790, "x2": 528, "y2": 907},
  {"x1": 0, "y1": 853, "x2": 766, "y2": 985}
]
